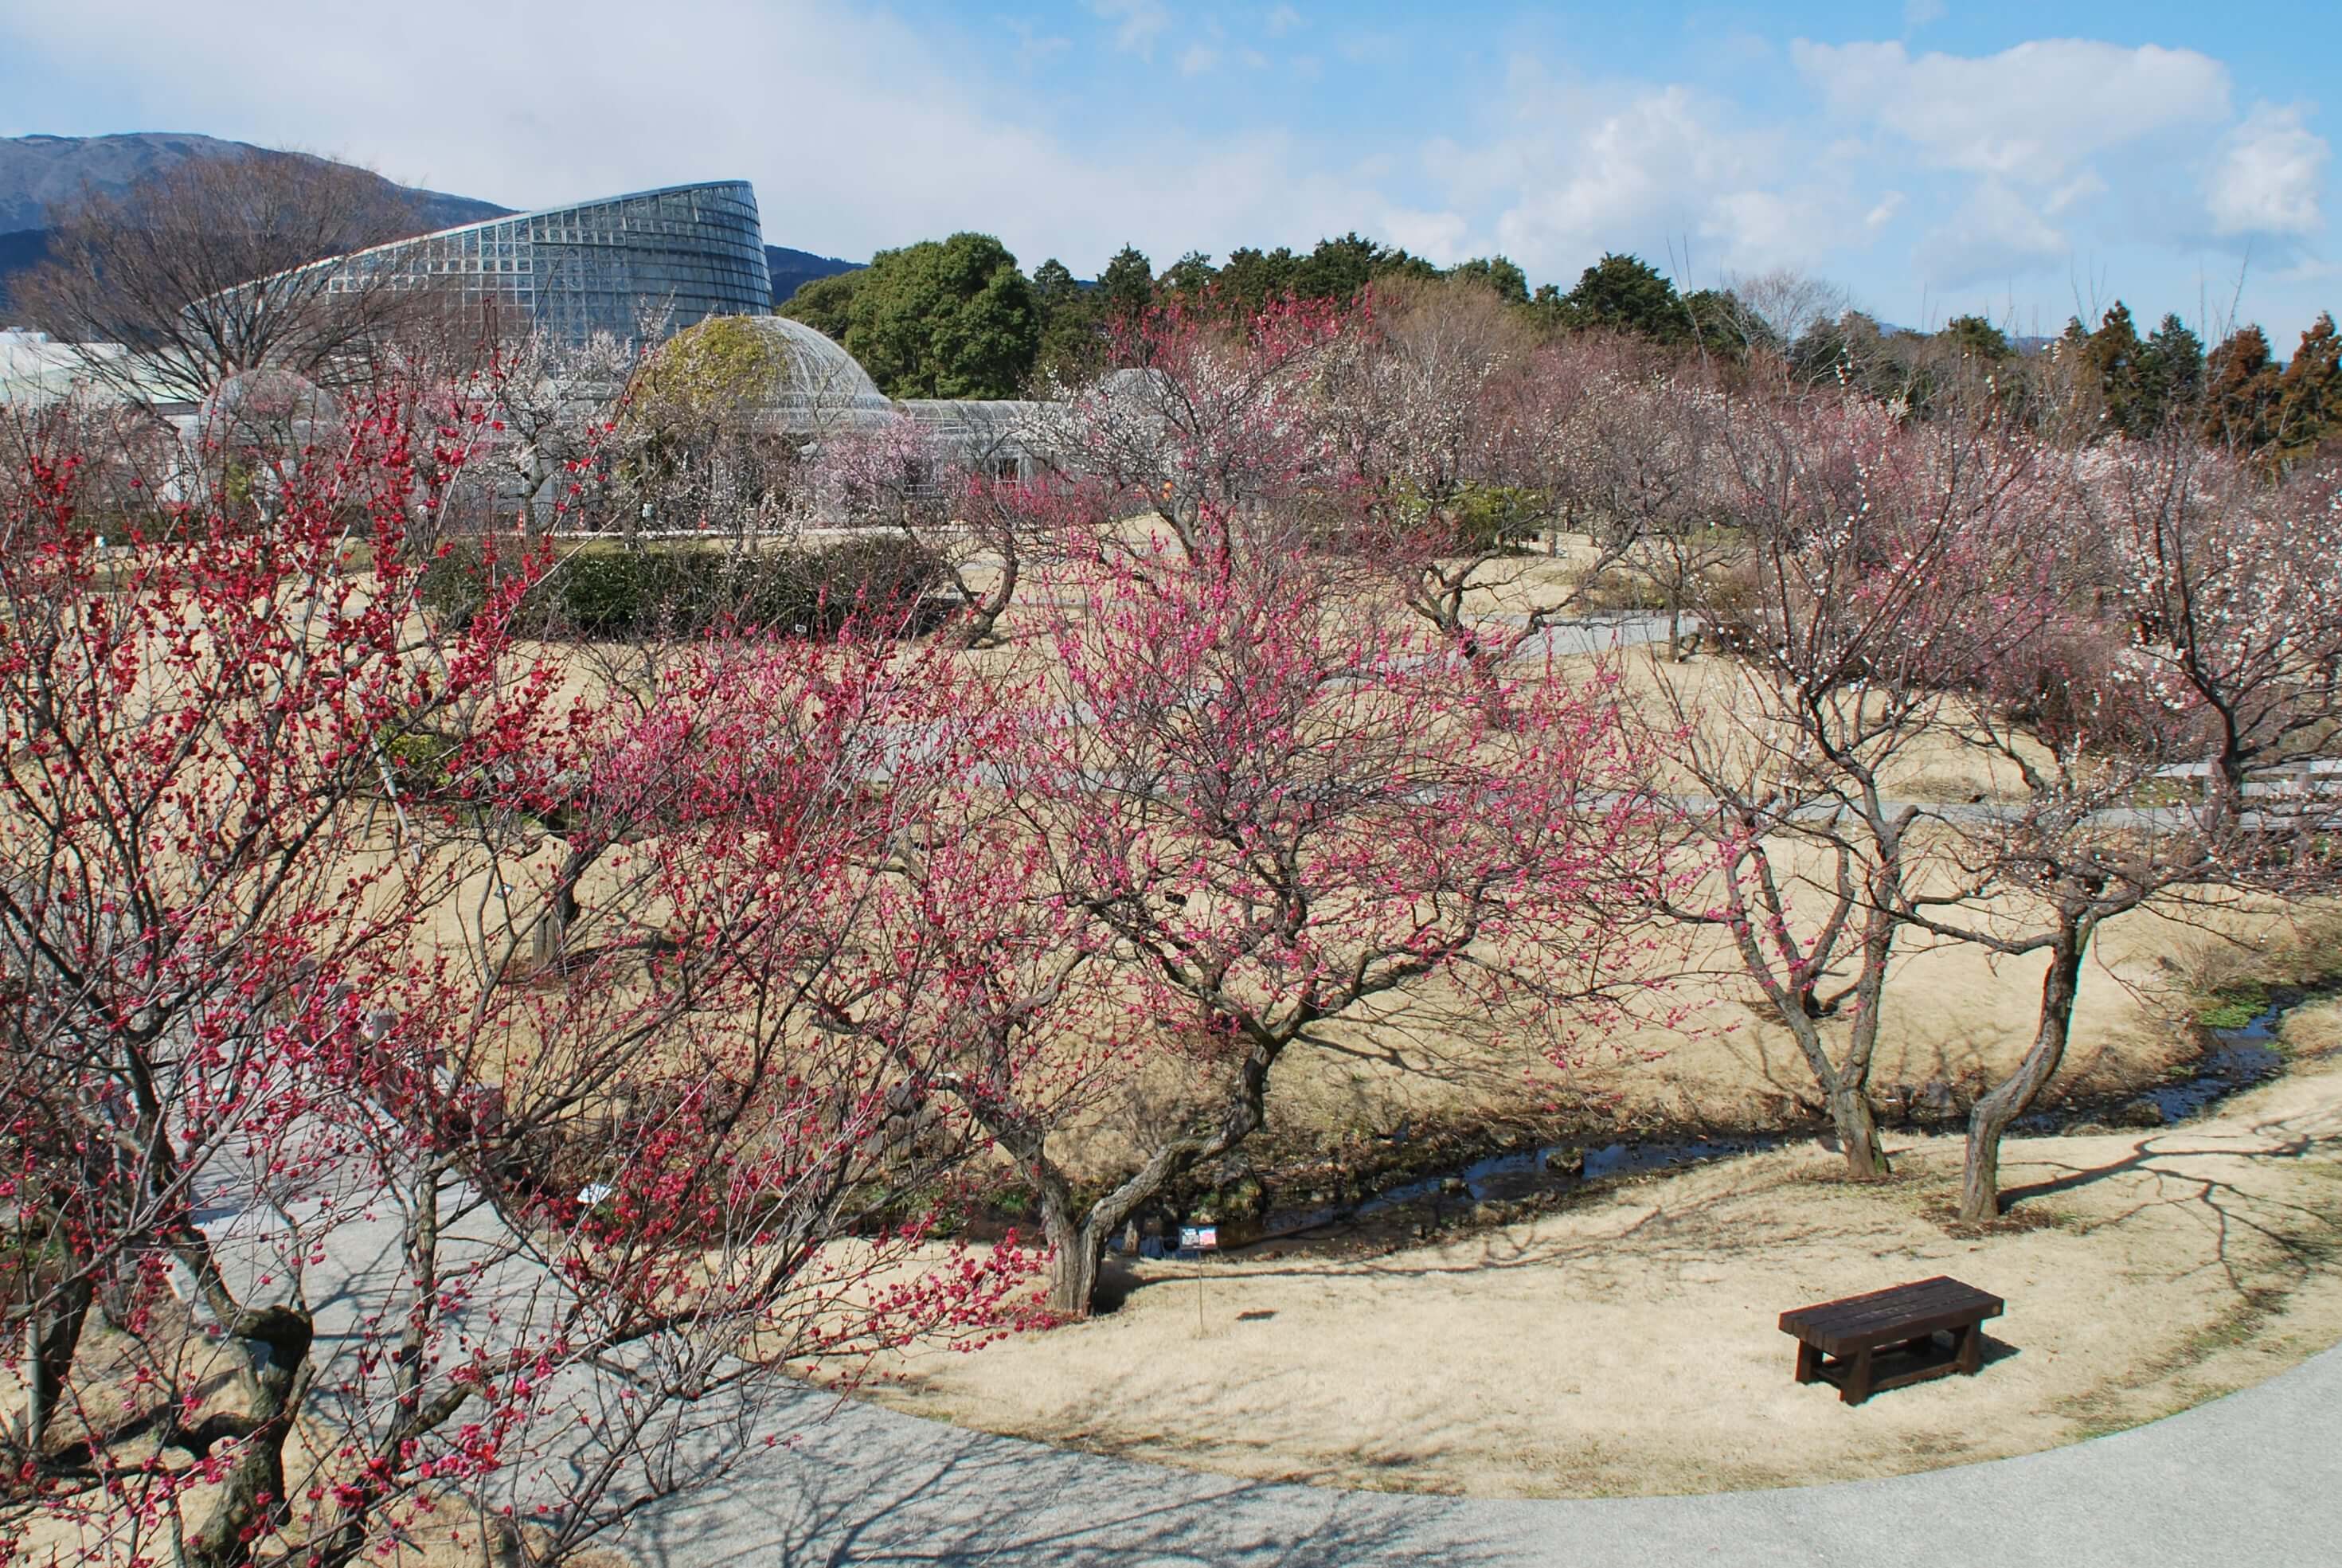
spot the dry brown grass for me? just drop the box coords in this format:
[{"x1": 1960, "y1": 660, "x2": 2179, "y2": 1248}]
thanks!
[{"x1": 862, "y1": 1000, "x2": 2342, "y2": 1496}]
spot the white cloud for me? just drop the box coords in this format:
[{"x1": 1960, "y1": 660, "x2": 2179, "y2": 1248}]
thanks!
[
  {"x1": 1790, "y1": 37, "x2": 2323, "y2": 281},
  {"x1": 1793, "y1": 39, "x2": 2230, "y2": 186},
  {"x1": 1177, "y1": 44, "x2": 1218, "y2": 76},
  {"x1": 2207, "y1": 104, "x2": 2328, "y2": 237},
  {"x1": 6, "y1": 6, "x2": 2329, "y2": 340},
  {"x1": 1264, "y1": 4, "x2": 1303, "y2": 37},
  {"x1": 1433, "y1": 70, "x2": 1865, "y2": 280},
  {"x1": 1377, "y1": 205, "x2": 1471, "y2": 265},
  {"x1": 999, "y1": 17, "x2": 1072, "y2": 69},
  {"x1": 1918, "y1": 179, "x2": 2069, "y2": 288},
  {"x1": 2043, "y1": 170, "x2": 2106, "y2": 215},
  {"x1": 1902, "y1": 0, "x2": 1945, "y2": 29},
  {"x1": 1494, "y1": 83, "x2": 1763, "y2": 248},
  {"x1": 1089, "y1": 0, "x2": 1168, "y2": 59},
  {"x1": 0, "y1": 0, "x2": 1403, "y2": 276}
]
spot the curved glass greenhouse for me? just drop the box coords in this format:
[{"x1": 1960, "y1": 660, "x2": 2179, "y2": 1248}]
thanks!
[{"x1": 310, "y1": 180, "x2": 772, "y2": 344}]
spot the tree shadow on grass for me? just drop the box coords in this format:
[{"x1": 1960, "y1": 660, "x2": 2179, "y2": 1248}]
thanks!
[
  {"x1": 620, "y1": 1379, "x2": 1505, "y2": 1566},
  {"x1": 1995, "y1": 1110, "x2": 2342, "y2": 1300}
]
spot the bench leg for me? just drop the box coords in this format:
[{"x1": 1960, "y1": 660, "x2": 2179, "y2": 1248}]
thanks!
[
  {"x1": 1795, "y1": 1342, "x2": 1822, "y2": 1384},
  {"x1": 1956, "y1": 1322, "x2": 1984, "y2": 1375},
  {"x1": 1841, "y1": 1346, "x2": 1875, "y2": 1406}
]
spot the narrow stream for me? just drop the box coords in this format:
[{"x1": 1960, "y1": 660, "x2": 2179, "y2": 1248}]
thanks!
[{"x1": 1173, "y1": 994, "x2": 2306, "y2": 1258}]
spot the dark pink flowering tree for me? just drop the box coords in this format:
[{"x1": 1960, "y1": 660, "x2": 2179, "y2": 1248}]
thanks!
[
  {"x1": 859, "y1": 541, "x2": 1673, "y2": 1317},
  {"x1": 0, "y1": 397, "x2": 1032, "y2": 1566}
]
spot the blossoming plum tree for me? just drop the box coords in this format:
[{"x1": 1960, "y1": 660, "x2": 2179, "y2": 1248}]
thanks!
[
  {"x1": 0, "y1": 393, "x2": 1031, "y2": 1567},
  {"x1": 1647, "y1": 391, "x2": 2059, "y2": 1179},
  {"x1": 849, "y1": 538, "x2": 1673, "y2": 1317},
  {"x1": 1917, "y1": 435, "x2": 2342, "y2": 1218}
]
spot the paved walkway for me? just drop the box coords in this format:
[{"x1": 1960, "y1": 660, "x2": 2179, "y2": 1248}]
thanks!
[
  {"x1": 201, "y1": 1121, "x2": 2340, "y2": 1566},
  {"x1": 198, "y1": 1112, "x2": 2341, "y2": 1566},
  {"x1": 632, "y1": 1338, "x2": 2342, "y2": 1566}
]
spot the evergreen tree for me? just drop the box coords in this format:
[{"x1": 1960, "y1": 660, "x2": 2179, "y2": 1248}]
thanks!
[
  {"x1": 2086, "y1": 303, "x2": 2149, "y2": 436},
  {"x1": 1680, "y1": 287, "x2": 1772, "y2": 358},
  {"x1": 1557, "y1": 253, "x2": 1687, "y2": 342},
  {"x1": 1159, "y1": 250, "x2": 1218, "y2": 299},
  {"x1": 780, "y1": 269, "x2": 862, "y2": 343},
  {"x1": 1030, "y1": 256, "x2": 1103, "y2": 384},
  {"x1": 1292, "y1": 233, "x2": 1384, "y2": 300},
  {"x1": 1445, "y1": 256, "x2": 1530, "y2": 307},
  {"x1": 1940, "y1": 315, "x2": 2012, "y2": 362},
  {"x1": 2201, "y1": 324, "x2": 2283, "y2": 452},
  {"x1": 1097, "y1": 244, "x2": 1155, "y2": 328},
  {"x1": 2275, "y1": 312, "x2": 2342, "y2": 457},
  {"x1": 823, "y1": 232, "x2": 1041, "y2": 399},
  {"x1": 1206, "y1": 246, "x2": 1296, "y2": 317},
  {"x1": 1030, "y1": 256, "x2": 1081, "y2": 308},
  {"x1": 2135, "y1": 313, "x2": 2206, "y2": 432}
]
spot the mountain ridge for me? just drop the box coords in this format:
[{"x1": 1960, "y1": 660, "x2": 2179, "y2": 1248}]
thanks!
[
  {"x1": 1, "y1": 134, "x2": 863, "y2": 320},
  {"x1": 0, "y1": 132, "x2": 510, "y2": 235}
]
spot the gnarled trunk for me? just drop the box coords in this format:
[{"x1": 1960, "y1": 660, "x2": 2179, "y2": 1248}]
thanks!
[
  {"x1": 531, "y1": 840, "x2": 595, "y2": 965},
  {"x1": 1959, "y1": 926, "x2": 2087, "y2": 1222},
  {"x1": 1829, "y1": 1082, "x2": 1890, "y2": 1181},
  {"x1": 1033, "y1": 1156, "x2": 1176, "y2": 1320},
  {"x1": 1042, "y1": 1204, "x2": 1105, "y2": 1320},
  {"x1": 187, "y1": 1303, "x2": 315, "y2": 1568},
  {"x1": 19, "y1": 1275, "x2": 92, "y2": 1453},
  {"x1": 947, "y1": 549, "x2": 1018, "y2": 650},
  {"x1": 1716, "y1": 833, "x2": 1902, "y2": 1181},
  {"x1": 995, "y1": 1036, "x2": 1284, "y2": 1319}
]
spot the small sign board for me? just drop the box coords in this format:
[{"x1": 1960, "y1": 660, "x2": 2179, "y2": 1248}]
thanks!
[{"x1": 1179, "y1": 1225, "x2": 1218, "y2": 1252}]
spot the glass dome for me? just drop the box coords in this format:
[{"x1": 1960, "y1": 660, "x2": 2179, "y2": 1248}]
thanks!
[{"x1": 742, "y1": 315, "x2": 896, "y2": 422}]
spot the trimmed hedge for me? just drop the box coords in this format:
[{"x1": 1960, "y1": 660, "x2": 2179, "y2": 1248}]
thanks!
[{"x1": 418, "y1": 534, "x2": 945, "y2": 640}]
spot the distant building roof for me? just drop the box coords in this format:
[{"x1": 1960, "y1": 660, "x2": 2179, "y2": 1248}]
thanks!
[
  {"x1": 0, "y1": 328, "x2": 190, "y2": 410},
  {"x1": 283, "y1": 179, "x2": 773, "y2": 346}
]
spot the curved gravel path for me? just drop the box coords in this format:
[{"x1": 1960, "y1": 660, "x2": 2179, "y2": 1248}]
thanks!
[{"x1": 629, "y1": 1338, "x2": 2342, "y2": 1566}]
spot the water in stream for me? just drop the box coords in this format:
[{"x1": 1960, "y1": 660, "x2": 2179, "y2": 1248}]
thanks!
[{"x1": 1192, "y1": 996, "x2": 2301, "y2": 1256}]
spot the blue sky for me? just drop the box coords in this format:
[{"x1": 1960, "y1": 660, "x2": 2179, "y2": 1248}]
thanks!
[{"x1": 2, "y1": 0, "x2": 2334, "y2": 344}]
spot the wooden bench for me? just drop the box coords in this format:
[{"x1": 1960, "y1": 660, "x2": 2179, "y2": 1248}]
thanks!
[{"x1": 1778, "y1": 1276, "x2": 2003, "y2": 1406}]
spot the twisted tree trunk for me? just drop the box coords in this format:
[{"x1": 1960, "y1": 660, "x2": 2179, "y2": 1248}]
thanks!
[
  {"x1": 986, "y1": 1034, "x2": 1285, "y2": 1319},
  {"x1": 20, "y1": 1274, "x2": 92, "y2": 1453},
  {"x1": 1960, "y1": 925, "x2": 2087, "y2": 1222},
  {"x1": 186, "y1": 1303, "x2": 315, "y2": 1568}
]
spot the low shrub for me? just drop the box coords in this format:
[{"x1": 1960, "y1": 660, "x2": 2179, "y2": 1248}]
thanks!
[
  {"x1": 417, "y1": 534, "x2": 944, "y2": 640},
  {"x1": 376, "y1": 725, "x2": 459, "y2": 793}
]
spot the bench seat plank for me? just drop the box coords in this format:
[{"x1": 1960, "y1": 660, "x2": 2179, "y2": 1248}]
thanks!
[
  {"x1": 1781, "y1": 1277, "x2": 2000, "y2": 1347},
  {"x1": 1778, "y1": 1276, "x2": 2004, "y2": 1404},
  {"x1": 1781, "y1": 1274, "x2": 1989, "y2": 1328},
  {"x1": 1799, "y1": 1298, "x2": 2002, "y2": 1358}
]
